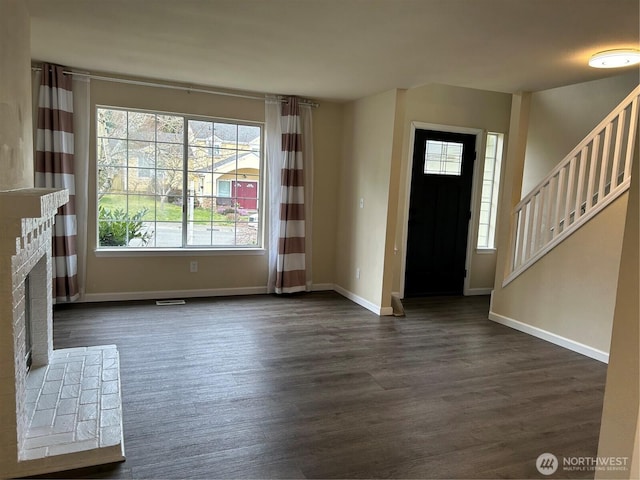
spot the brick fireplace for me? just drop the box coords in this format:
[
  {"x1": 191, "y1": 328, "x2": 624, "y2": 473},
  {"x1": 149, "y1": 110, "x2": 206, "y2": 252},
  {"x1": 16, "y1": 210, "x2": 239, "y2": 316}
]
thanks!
[{"x1": 0, "y1": 189, "x2": 125, "y2": 477}]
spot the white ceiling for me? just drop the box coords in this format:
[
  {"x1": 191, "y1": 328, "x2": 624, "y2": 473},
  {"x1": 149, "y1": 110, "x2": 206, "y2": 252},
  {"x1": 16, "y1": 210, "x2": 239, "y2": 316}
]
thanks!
[{"x1": 27, "y1": 0, "x2": 640, "y2": 102}]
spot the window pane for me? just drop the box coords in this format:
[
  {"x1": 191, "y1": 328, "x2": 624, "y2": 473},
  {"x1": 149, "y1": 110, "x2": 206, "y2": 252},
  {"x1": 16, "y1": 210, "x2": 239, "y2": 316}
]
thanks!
[
  {"x1": 188, "y1": 120, "x2": 213, "y2": 145},
  {"x1": 152, "y1": 222, "x2": 183, "y2": 247},
  {"x1": 128, "y1": 141, "x2": 155, "y2": 169},
  {"x1": 236, "y1": 222, "x2": 259, "y2": 246},
  {"x1": 424, "y1": 140, "x2": 463, "y2": 176},
  {"x1": 97, "y1": 108, "x2": 127, "y2": 139},
  {"x1": 157, "y1": 143, "x2": 183, "y2": 169},
  {"x1": 238, "y1": 125, "x2": 261, "y2": 151},
  {"x1": 155, "y1": 170, "x2": 183, "y2": 199},
  {"x1": 188, "y1": 146, "x2": 213, "y2": 172},
  {"x1": 98, "y1": 167, "x2": 126, "y2": 195},
  {"x1": 128, "y1": 112, "x2": 156, "y2": 141},
  {"x1": 98, "y1": 138, "x2": 126, "y2": 166},
  {"x1": 214, "y1": 123, "x2": 238, "y2": 147},
  {"x1": 157, "y1": 115, "x2": 183, "y2": 143},
  {"x1": 211, "y1": 222, "x2": 236, "y2": 246},
  {"x1": 127, "y1": 168, "x2": 154, "y2": 193},
  {"x1": 214, "y1": 150, "x2": 240, "y2": 173},
  {"x1": 187, "y1": 196, "x2": 213, "y2": 222},
  {"x1": 187, "y1": 221, "x2": 212, "y2": 246},
  {"x1": 127, "y1": 195, "x2": 156, "y2": 219}
]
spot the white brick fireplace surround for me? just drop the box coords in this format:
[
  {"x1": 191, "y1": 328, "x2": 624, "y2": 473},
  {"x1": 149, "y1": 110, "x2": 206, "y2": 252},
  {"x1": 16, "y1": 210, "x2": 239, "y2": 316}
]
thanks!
[{"x1": 0, "y1": 188, "x2": 125, "y2": 477}]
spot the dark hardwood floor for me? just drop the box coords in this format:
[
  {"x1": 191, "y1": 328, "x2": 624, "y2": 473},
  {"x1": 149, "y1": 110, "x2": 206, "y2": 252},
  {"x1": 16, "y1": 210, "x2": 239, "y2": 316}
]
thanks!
[{"x1": 35, "y1": 292, "x2": 606, "y2": 479}]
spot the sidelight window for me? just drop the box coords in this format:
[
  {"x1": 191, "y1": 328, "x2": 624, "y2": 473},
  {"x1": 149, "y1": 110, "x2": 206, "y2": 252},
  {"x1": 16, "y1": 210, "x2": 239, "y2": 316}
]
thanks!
[{"x1": 477, "y1": 132, "x2": 504, "y2": 249}]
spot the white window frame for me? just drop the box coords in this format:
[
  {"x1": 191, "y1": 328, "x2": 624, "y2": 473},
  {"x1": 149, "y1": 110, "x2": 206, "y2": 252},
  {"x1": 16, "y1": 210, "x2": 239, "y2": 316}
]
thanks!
[{"x1": 96, "y1": 106, "x2": 264, "y2": 252}]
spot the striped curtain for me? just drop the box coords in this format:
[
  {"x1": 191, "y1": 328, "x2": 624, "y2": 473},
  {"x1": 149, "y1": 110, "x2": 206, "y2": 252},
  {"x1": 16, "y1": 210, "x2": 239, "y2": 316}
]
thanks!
[
  {"x1": 35, "y1": 63, "x2": 79, "y2": 302},
  {"x1": 275, "y1": 97, "x2": 306, "y2": 293}
]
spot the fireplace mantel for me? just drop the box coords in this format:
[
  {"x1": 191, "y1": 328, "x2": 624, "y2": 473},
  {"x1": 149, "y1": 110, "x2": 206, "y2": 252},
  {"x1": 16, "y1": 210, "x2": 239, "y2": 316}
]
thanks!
[
  {"x1": 0, "y1": 187, "x2": 68, "y2": 218},
  {"x1": 0, "y1": 188, "x2": 68, "y2": 255}
]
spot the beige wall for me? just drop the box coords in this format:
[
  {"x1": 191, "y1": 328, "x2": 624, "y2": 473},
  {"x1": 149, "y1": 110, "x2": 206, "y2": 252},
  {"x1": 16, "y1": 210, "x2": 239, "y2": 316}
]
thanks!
[
  {"x1": 393, "y1": 83, "x2": 512, "y2": 294},
  {"x1": 311, "y1": 101, "x2": 343, "y2": 286},
  {"x1": 522, "y1": 72, "x2": 639, "y2": 194},
  {"x1": 597, "y1": 143, "x2": 638, "y2": 478},
  {"x1": 82, "y1": 79, "x2": 342, "y2": 297},
  {"x1": 0, "y1": 0, "x2": 33, "y2": 191},
  {"x1": 335, "y1": 89, "x2": 401, "y2": 310}
]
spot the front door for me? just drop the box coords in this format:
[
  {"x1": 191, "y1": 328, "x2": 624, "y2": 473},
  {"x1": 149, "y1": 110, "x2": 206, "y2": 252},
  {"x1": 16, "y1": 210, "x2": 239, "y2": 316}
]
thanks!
[{"x1": 404, "y1": 129, "x2": 476, "y2": 297}]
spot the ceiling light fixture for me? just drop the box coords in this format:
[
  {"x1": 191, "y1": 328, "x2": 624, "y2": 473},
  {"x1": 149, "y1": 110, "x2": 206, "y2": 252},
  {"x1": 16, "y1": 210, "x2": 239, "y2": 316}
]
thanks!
[{"x1": 588, "y1": 49, "x2": 640, "y2": 69}]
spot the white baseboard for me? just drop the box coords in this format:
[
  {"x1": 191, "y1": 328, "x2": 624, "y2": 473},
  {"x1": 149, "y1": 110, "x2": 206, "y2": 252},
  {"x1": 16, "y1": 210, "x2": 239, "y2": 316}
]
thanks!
[
  {"x1": 81, "y1": 286, "x2": 268, "y2": 303},
  {"x1": 488, "y1": 310, "x2": 609, "y2": 363},
  {"x1": 311, "y1": 283, "x2": 335, "y2": 292},
  {"x1": 464, "y1": 287, "x2": 493, "y2": 296},
  {"x1": 333, "y1": 284, "x2": 392, "y2": 316},
  {"x1": 81, "y1": 282, "x2": 394, "y2": 317}
]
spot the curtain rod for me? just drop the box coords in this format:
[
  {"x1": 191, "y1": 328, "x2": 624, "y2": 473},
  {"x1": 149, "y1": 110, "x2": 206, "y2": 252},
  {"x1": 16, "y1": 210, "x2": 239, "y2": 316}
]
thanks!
[{"x1": 31, "y1": 66, "x2": 320, "y2": 108}]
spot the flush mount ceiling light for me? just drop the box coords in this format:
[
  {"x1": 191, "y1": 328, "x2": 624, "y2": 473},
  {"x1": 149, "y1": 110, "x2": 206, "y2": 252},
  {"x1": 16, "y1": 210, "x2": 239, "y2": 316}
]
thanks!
[{"x1": 588, "y1": 49, "x2": 640, "y2": 68}]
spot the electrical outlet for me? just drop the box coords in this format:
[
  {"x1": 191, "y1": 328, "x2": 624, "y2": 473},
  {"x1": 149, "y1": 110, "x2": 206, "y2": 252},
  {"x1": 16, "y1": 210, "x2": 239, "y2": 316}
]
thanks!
[
  {"x1": 356, "y1": 267, "x2": 360, "y2": 279},
  {"x1": 190, "y1": 261, "x2": 198, "y2": 273},
  {"x1": 359, "y1": 197, "x2": 364, "y2": 209}
]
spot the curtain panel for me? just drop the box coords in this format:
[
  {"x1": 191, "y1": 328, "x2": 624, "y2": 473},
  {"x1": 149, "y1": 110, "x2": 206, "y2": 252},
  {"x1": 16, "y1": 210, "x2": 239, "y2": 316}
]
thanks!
[
  {"x1": 266, "y1": 96, "x2": 314, "y2": 294},
  {"x1": 35, "y1": 63, "x2": 79, "y2": 302}
]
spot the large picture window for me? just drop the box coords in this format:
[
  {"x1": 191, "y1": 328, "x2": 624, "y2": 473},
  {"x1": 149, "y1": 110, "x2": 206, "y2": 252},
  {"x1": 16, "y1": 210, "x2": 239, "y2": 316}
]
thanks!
[{"x1": 97, "y1": 107, "x2": 262, "y2": 249}]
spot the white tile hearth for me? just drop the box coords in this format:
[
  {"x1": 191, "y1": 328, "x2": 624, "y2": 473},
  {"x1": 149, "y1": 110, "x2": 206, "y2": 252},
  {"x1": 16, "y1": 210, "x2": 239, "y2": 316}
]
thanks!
[{"x1": 22, "y1": 346, "x2": 125, "y2": 461}]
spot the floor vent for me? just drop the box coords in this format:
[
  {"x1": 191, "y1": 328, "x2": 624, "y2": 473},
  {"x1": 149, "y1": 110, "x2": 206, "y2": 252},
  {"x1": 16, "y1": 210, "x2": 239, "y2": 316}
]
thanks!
[{"x1": 155, "y1": 300, "x2": 186, "y2": 306}]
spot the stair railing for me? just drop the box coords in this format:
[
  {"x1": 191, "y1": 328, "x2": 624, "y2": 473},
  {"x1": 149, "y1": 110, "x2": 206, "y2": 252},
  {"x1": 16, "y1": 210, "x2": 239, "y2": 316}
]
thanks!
[{"x1": 504, "y1": 84, "x2": 639, "y2": 286}]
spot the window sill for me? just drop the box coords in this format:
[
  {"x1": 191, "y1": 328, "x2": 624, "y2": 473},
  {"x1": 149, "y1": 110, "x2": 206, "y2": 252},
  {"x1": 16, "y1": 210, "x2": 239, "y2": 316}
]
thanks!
[
  {"x1": 94, "y1": 248, "x2": 266, "y2": 257},
  {"x1": 475, "y1": 248, "x2": 497, "y2": 255}
]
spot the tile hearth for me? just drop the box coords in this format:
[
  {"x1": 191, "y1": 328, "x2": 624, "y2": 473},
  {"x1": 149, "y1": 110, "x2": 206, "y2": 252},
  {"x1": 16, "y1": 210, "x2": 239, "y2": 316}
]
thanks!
[{"x1": 22, "y1": 346, "x2": 124, "y2": 462}]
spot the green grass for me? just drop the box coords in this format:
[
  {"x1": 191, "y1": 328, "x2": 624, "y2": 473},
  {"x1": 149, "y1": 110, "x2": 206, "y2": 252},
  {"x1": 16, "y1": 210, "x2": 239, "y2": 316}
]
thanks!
[{"x1": 98, "y1": 194, "x2": 246, "y2": 223}]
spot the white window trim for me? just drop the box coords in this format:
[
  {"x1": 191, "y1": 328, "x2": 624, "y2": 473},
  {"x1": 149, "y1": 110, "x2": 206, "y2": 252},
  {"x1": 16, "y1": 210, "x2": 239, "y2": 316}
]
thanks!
[
  {"x1": 475, "y1": 247, "x2": 497, "y2": 255},
  {"x1": 94, "y1": 247, "x2": 266, "y2": 257}
]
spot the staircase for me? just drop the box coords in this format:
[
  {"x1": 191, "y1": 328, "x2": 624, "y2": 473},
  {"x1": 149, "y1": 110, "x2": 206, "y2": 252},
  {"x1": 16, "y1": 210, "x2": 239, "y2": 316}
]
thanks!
[{"x1": 504, "y1": 85, "x2": 639, "y2": 286}]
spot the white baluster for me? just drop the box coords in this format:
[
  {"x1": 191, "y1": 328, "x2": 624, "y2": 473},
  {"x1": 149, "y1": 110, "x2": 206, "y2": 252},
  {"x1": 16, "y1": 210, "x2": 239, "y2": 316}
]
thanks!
[
  {"x1": 534, "y1": 186, "x2": 546, "y2": 253},
  {"x1": 515, "y1": 207, "x2": 527, "y2": 268},
  {"x1": 574, "y1": 147, "x2": 588, "y2": 220},
  {"x1": 553, "y1": 168, "x2": 566, "y2": 236},
  {"x1": 610, "y1": 109, "x2": 627, "y2": 190},
  {"x1": 598, "y1": 124, "x2": 612, "y2": 202},
  {"x1": 586, "y1": 134, "x2": 600, "y2": 211},
  {"x1": 563, "y1": 156, "x2": 577, "y2": 227},
  {"x1": 624, "y1": 98, "x2": 638, "y2": 182},
  {"x1": 524, "y1": 195, "x2": 536, "y2": 263},
  {"x1": 544, "y1": 176, "x2": 557, "y2": 244}
]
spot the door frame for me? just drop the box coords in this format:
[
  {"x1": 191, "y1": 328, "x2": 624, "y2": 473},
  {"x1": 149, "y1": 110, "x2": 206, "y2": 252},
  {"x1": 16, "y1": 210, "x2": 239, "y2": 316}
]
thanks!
[{"x1": 399, "y1": 122, "x2": 486, "y2": 298}]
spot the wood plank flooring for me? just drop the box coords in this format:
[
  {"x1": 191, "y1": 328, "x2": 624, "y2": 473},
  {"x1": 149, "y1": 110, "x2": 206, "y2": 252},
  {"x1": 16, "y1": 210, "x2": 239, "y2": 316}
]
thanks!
[{"x1": 33, "y1": 292, "x2": 606, "y2": 479}]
